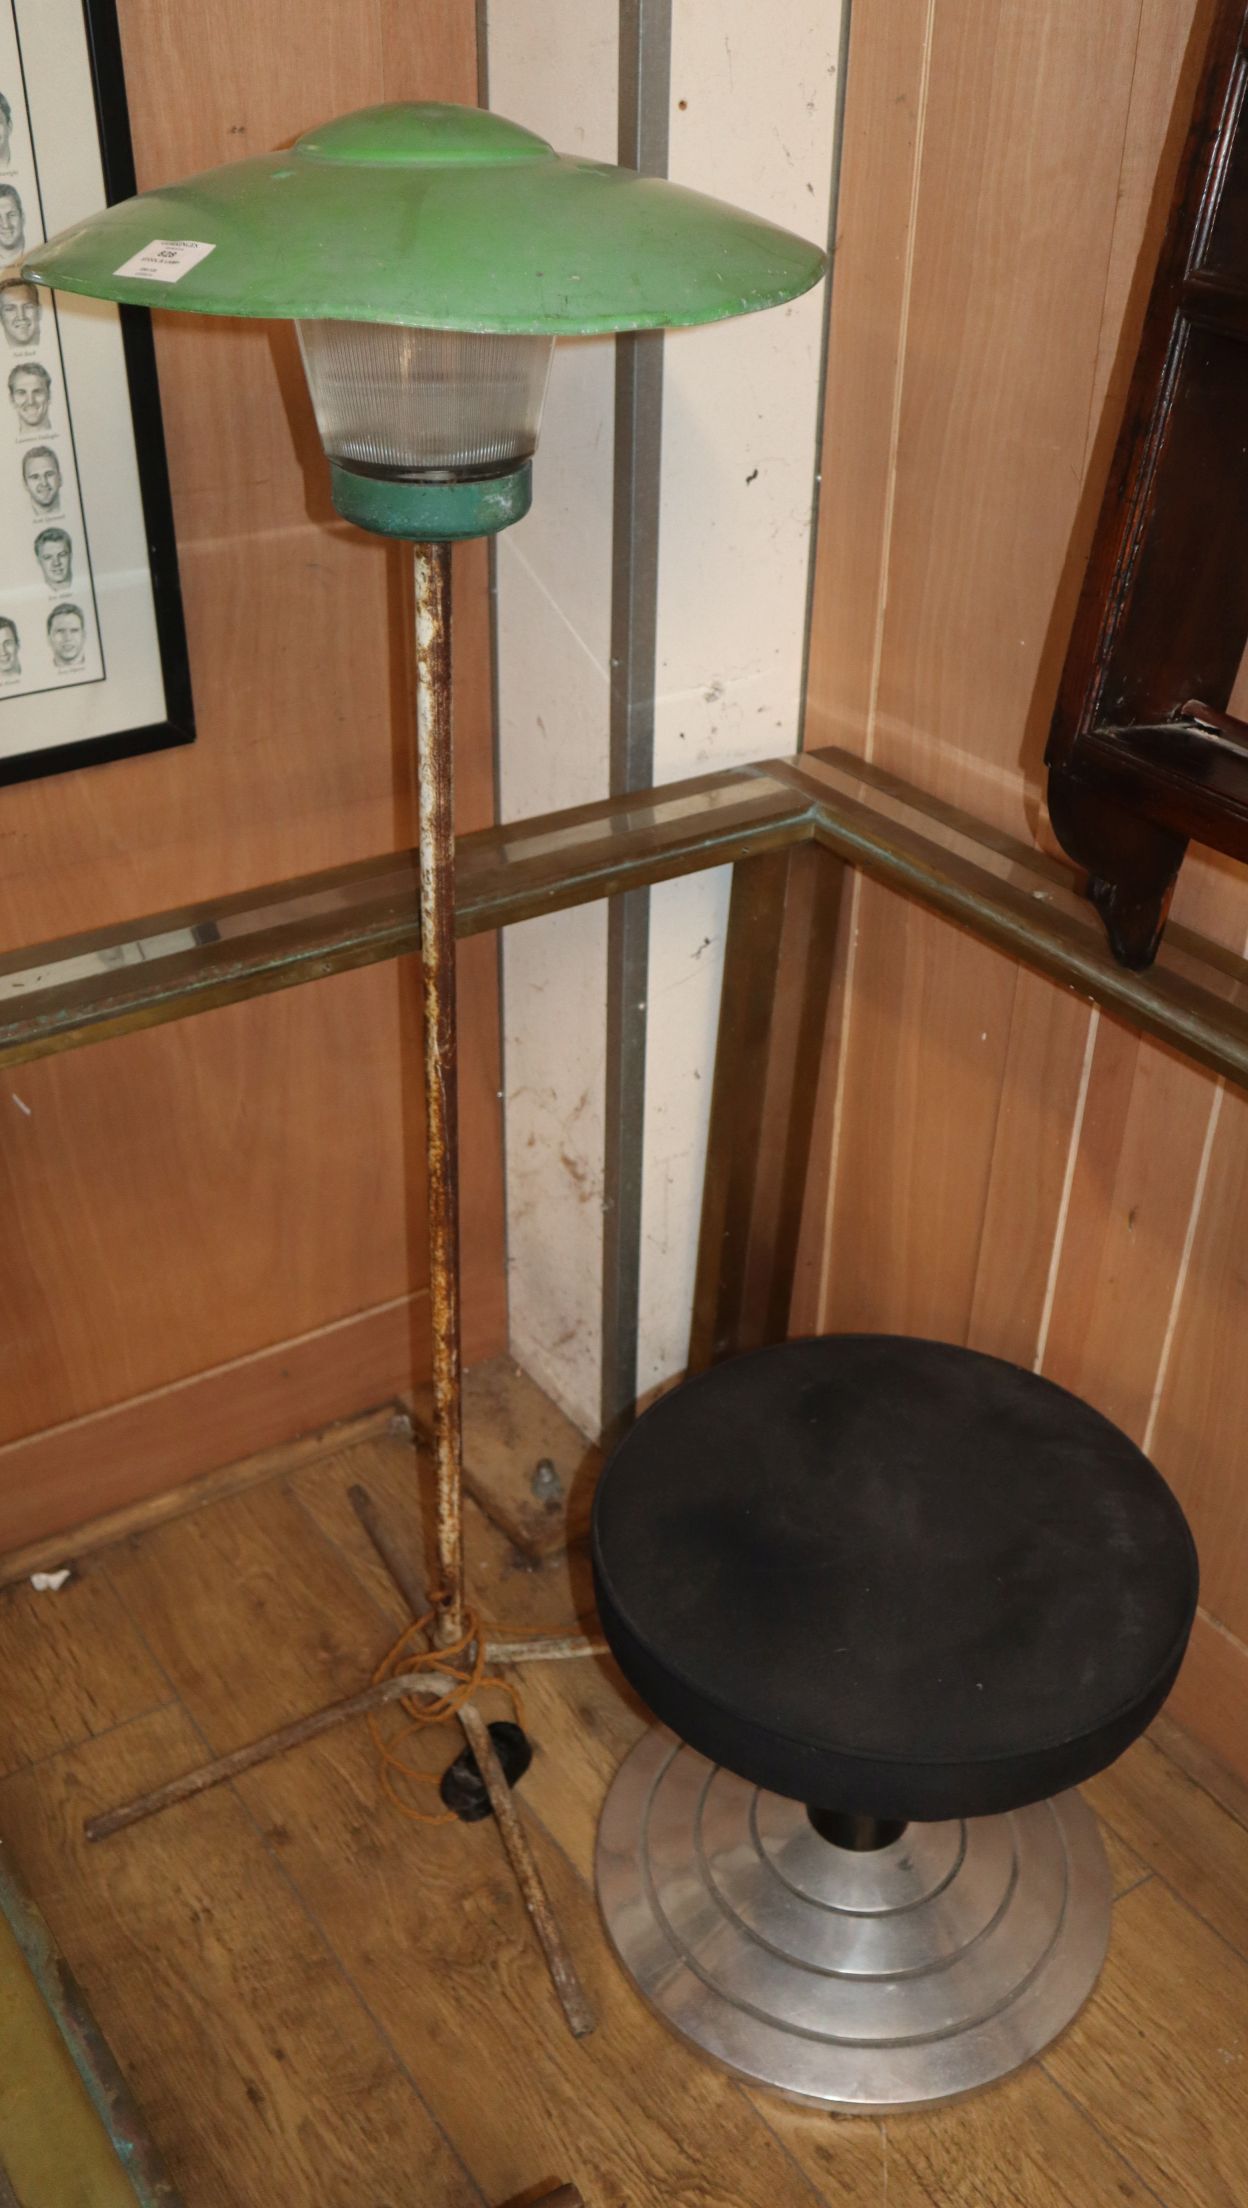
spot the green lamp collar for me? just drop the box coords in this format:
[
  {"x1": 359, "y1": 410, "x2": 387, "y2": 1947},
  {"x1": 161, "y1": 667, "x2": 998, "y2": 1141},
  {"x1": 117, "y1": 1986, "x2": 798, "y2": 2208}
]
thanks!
[{"x1": 327, "y1": 458, "x2": 533, "y2": 540}]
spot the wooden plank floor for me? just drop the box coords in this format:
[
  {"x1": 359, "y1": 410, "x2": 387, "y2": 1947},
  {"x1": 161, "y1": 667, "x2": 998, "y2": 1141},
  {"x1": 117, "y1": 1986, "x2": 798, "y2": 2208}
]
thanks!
[{"x1": 1, "y1": 1413, "x2": 1246, "y2": 2206}]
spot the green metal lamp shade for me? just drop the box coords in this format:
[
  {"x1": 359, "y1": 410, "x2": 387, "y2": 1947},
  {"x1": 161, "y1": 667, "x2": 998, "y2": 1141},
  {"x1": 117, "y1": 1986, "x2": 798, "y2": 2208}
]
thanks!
[
  {"x1": 22, "y1": 102, "x2": 827, "y2": 538},
  {"x1": 21, "y1": 103, "x2": 826, "y2": 336}
]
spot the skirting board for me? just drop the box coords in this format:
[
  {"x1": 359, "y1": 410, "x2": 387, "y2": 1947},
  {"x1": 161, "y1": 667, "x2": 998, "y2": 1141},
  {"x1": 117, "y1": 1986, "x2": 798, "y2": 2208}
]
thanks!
[
  {"x1": 0, "y1": 1278, "x2": 506, "y2": 1556},
  {"x1": 0, "y1": 1402, "x2": 400, "y2": 1591}
]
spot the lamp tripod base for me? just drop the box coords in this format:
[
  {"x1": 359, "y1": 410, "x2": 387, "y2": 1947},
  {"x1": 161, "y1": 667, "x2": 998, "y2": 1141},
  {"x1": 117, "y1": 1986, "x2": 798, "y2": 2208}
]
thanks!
[{"x1": 596, "y1": 1728, "x2": 1112, "y2": 2111}]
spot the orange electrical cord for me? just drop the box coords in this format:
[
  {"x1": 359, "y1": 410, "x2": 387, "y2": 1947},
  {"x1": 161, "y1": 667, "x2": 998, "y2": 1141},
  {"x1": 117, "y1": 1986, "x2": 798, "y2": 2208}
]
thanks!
[{"x1": 368, "y1": 1605, "x2": 527, "y2": 1825}]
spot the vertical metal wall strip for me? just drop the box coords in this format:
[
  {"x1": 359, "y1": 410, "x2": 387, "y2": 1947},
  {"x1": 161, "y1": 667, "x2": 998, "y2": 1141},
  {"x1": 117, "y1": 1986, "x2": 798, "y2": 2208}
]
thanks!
[
  {"x1": 796, "y1": 0, "x2": 855, "y2": 748},
  {"x1": 600, "y1": 0, "x2": 672, "y2": 1435},
  {"x1": 475, "y1": 0, "x2": 515, "y2": 1342}
]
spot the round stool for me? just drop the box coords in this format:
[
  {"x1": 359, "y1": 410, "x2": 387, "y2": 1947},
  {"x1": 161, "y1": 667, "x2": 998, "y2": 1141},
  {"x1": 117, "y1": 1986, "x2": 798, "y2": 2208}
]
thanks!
[{"x1": 591, "y1": 1335, "x2": 1198, "y2": 2110}]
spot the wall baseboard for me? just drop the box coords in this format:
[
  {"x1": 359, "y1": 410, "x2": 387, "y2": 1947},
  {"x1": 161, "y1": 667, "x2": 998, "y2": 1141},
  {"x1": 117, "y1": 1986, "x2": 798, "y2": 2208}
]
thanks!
[
  {"x1": 0, "y1": 1402, "x2": 400, "y2": 1589},
  {"x1": 0, "y1": 1281, "x2": 504, "y2": 1556}
]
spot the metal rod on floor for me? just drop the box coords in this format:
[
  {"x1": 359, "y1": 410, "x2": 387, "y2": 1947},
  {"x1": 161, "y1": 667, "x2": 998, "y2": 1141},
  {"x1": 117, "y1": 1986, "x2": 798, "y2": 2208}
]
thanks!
[
  {"x1": 348, "y1": 1483, "x2": 596, "y2": 2040},
  {"x1": 80, "y1": 1602, "x2": 603, "y2": 1842},
  {"x1": 83, "y1": 1669, "x2": 457, "y2": 1843},
  {"x1": 413, "y1": 541, "x2": 466, "y2": 1649},
  {"x1": 485, "y1": 1634, "x2": 607, "y2": 1666},
  {"x1": 457, "y1": 1699, "x2": 596, "y2": 2039},
  {"x1": 79, "y1": 1633, "x2": 605, "y2": 1846}
]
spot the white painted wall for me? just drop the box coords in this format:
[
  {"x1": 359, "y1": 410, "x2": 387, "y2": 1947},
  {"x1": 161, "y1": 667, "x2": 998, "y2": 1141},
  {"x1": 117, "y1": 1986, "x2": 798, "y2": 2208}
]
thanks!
[
  {"x1": 488, "y1": 0, "x2": 844, "y2": 1428},
  {"x1": 637, "y1": 5, "x2": 842, "y2": 1396},
  {"x1": 489, "y1": 0, "x2": 617, "y2": 1434}
]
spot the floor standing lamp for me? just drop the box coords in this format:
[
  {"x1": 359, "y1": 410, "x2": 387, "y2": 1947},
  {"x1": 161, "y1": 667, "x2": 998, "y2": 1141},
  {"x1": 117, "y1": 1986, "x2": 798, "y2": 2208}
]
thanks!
[{"x1": 22, "y1": 100, "x2": 825, "y2": 2032}]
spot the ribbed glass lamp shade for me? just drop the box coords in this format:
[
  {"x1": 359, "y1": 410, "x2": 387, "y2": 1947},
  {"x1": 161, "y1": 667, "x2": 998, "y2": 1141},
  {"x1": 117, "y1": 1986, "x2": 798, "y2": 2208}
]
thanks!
[{"x1": 296, "y1": 319, "x2": 554, "y2": 480}]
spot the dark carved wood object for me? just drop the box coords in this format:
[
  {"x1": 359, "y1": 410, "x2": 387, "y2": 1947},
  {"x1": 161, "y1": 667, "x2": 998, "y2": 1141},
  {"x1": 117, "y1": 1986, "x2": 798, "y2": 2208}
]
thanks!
[{"x1": 1048, "y1": 0, "x2": 1248, "y2": 966}]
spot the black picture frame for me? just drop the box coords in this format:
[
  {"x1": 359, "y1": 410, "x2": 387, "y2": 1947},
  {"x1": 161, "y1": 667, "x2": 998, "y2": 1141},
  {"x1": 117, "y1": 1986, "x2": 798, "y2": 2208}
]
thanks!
[{"x1": 0, "y1": 0, "x2": 193, "y2": 788}]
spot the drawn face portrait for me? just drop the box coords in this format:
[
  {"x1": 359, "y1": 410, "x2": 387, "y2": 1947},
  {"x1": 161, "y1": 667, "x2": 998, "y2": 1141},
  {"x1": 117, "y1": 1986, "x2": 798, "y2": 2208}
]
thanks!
[
  {"x1": 0, "y1": 188, "x2": 24, "y2": 255},
  {"x1": 47, "y1": 605, "x2": 84, "y2": 667},
  {"x1": 22, "y1": 447, "x2": 60, "y2": 511},
  {"x1": 34, "y1": 530, "x2": 71, "y2": 588},
  {"x1": 9, "y1": 364, "x2": 50, "y2": 429},
  {"x1": 0, "y1": 285, "x2": 39, "y2": 348},
  {"x1": 0, "y1": 620, "x2": 19, "y2": 675}
]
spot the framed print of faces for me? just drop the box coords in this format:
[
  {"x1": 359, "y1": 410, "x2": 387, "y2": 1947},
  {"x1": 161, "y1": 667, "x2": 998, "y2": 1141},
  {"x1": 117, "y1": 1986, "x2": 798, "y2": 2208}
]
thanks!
[{"x1": 0, "y1": 0, "x2": 192, "y2": 784}]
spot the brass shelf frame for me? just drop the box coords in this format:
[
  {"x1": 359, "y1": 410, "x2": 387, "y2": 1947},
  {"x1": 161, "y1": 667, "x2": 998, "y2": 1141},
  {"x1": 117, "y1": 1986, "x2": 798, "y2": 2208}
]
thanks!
[
  {"x1": 2, "y1": 744, "x2": 1246, "y2": 1089},
  {"x1": 4, "y1": 740, "x2": 1247, "y2": 1522}
]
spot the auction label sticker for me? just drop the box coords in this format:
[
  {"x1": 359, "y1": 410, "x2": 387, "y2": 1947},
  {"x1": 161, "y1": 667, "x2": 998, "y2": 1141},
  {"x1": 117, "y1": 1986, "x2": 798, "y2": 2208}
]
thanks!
[{"x1": 113, "y1": 238, "x2": 216, "y2": 283}]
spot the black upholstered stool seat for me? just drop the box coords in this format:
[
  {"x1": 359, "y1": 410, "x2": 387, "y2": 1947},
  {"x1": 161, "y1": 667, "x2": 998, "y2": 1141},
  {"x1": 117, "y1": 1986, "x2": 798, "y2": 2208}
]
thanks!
[{"x1": 592, "y1": 1335, "x2": 1198, "y2": 1822}]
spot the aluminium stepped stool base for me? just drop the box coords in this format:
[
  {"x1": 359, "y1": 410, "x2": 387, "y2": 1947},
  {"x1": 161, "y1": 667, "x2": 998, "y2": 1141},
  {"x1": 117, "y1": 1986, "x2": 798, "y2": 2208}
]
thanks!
[{"x1": 596, "y1": 1729, "x2": 1111, "y2": 2113}]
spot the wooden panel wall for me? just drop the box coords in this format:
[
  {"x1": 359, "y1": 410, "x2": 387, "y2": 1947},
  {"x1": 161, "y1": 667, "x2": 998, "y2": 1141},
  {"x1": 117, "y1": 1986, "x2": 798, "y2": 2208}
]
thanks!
[
  {"x1": 0, "y1": 1, "x2": 506, "y2": 1552},
  {"x1": 799, "y1": 0, "x2": 1248, "y2": 1783}
]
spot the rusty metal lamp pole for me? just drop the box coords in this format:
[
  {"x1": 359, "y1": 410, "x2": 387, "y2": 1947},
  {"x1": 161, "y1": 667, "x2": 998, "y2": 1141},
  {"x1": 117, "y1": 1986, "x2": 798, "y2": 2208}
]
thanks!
[
  {"x1": 411, "y1": 542, "x2": 464, "y2": 1639},
  {"x1": 22, "y1": 97, "x2": 826, "y2": 2010}
]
